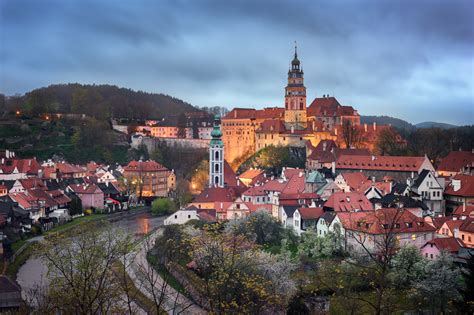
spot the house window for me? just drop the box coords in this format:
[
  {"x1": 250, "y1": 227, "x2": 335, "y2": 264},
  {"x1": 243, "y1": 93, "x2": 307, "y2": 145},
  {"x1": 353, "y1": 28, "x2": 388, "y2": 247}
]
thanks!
[
  {"x1": 174, "y1": 215, "x2": 177, "y2": 219},
  {"x1": 425, "y1": 253, "x2": 428, "y2": 257},
  {"x1": 469, "y1": 236, "x2": 472, "y2": 242},
  {"x1": 188, "y1": 215, "x2": 191, "y2": 219},
  {"x1": 462, "y1": 234, "x2": 465, "y2": 240},
  {"x1": 430, "y1": 254, "x2": 433, "y2": 259},
  {"x1": 411, "y1": 234, "x2": 416, "y2": 241}
]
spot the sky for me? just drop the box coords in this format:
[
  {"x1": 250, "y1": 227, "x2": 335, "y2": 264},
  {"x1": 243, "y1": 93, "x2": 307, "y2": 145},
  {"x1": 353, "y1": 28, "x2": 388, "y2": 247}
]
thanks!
[{"x1": 1, "y1": 0, "x2": 473, "y2": 125}]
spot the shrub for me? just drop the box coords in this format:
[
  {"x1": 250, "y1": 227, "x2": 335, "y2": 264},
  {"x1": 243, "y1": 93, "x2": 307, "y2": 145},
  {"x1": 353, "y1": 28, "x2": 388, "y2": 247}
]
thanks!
[
  {"x1": 151, "y1": 198, "x2": 176, "y2": 216},
  {"x1": 84, "y1": 209, "x2": 93, "y2": 216}
]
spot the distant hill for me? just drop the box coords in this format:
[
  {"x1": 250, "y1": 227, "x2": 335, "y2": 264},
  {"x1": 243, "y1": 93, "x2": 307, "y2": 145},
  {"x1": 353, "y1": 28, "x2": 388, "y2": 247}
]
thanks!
[
  {"x1": 360, "y1": 115, "x2": 415, "y2": 131},
  {"x1": 3, "y1": 83, "x2": 200, "y2": 120},
  {"x1": 415, "y1": 121, "x2": 458, "y2": 129}
]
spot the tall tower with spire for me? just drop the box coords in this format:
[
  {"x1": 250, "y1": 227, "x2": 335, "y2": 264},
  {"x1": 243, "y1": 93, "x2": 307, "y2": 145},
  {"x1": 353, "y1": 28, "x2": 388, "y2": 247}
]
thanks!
[
  {"x1": 209, "y1": 115, "x2": 224, "y2": 188},
  {"x1": 284, "y1": 42, "x2": 307, "y2": 130}
]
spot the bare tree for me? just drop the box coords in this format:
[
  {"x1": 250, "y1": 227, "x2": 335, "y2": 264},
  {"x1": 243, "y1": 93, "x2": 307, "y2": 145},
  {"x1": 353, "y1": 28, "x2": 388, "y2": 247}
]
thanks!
[{"x1": 341, "y1": 120, "x2": 364, "y2": 148}]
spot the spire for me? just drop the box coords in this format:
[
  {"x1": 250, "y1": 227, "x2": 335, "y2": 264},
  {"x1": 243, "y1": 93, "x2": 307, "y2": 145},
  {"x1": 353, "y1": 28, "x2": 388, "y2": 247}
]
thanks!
[{"x1": 294, "y1": 40, "x2": 297, "y2": 59}]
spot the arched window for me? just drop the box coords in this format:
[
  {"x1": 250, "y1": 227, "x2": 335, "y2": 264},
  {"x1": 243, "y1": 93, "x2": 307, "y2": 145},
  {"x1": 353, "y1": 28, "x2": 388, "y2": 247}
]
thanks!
[
  {"x1": 215, "y1": 164, "x2": 219, "y2": 172},
  {"x1": 215, "y1": 176, "x2": 219, "y2": 185},
  {"x1": 215, "y1": 151, "x2": 219, "y2": 160}
]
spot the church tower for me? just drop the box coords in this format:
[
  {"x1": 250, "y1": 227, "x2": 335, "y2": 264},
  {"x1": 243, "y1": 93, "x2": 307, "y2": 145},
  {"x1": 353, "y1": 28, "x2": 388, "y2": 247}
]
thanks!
[
  {"x1": 284, "y1": 43, "x2": 307, "y2": 130},
  {"x1": 209, "y1": 115, "x2": 224, "y2": 188}
]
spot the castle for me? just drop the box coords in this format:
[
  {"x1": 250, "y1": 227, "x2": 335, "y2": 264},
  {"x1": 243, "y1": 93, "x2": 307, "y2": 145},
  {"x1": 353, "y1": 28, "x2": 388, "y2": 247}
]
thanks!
[{"x1": 222, "y1": 45, "x2": 361, "y2": 165}]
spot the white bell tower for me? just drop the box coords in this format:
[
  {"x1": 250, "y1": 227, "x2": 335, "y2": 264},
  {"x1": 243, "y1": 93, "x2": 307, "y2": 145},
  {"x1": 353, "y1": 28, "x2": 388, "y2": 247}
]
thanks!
[{"x1": 209, "y1": 115, "x2": 224, "y2": 188}]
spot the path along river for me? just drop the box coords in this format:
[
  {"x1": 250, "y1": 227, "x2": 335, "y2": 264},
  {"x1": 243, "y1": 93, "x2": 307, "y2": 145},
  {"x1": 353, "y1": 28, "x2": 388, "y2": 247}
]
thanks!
[{"x1": 16, "y1": 211, "x2": 165, "y2": 304}]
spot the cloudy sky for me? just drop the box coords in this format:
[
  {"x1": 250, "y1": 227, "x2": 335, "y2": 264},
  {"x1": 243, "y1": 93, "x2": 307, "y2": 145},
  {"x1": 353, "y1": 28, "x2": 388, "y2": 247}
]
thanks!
[{"x1": 1, "y1": 0, "x2": 473, "y2": 125}]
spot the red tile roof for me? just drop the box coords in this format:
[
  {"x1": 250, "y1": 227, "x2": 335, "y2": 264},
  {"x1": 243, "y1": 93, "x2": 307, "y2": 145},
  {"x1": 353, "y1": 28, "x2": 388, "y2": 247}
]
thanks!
[
  {"x1": 19, "y1": 178, "x2": 45, "y2": 190},
  {"x1": 460, "y1": 218, "x2": 474, "y2": 233},
  {"x1": 438, "y1": 151, "x2": 474, "y2": 173},
  {"x1": 453, "y1": 205, "x2": 474, "y2": 218},
  {"x1": 194, "y1": 187, "x2": 243, "y2": 203},
  {"x1": 336, "y1": 155, "x2": 429, "y2": 172},
  {"x1": 338, "y1": 208, "x2": 436, "y2": 234},
  {"x1": 242, "y1": 185, "x2": 267, "y2": 196},
  {"x1": 223, "y1": 107, "x2": 284, "y2": 120},
  {"x1": 298, "y1": 207, "x2": 324, "y2": 220},
  {"x1": 239, "y1": 168, "x2": 265, "y2": 180},
  {"x1": 56, "y1": 163, "x2": 85, "y2": 174},
  {"x1": 324, "y1": 192, "x2": 373, "y2": 212},
  {"x1": 123, "y1": 160, "x2": 168, "y2": 172},
  {"x1": 0, "y1": 158, "x2": 41, "y2": 175},
  {"x1": 68, "y1": 183, "x2": 102, "y2": 194},
  {"x1": 445, "y1": 174, "x2": 474, "y2": 197},
  {"x1": 423, "y1": 237, "x2": 465, "y2": 253}
]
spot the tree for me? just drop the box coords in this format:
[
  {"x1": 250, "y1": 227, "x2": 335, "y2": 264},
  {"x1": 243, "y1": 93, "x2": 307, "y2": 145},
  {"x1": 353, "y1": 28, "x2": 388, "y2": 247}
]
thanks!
[
  {"x1": 192, "y1": 117, "x2": 199, "y2": 139},
  {"x1": 151, "y1": 198, "x2": 176, "y2": 216},
  {"x1": 298, "y1": 224, "x2": 346, "y2": 259},
  {"x1": 375, "y1": 127, "x2": 404, "y2": 155},
  {"x1": 414, "y1": 251, "x2": 462, "y2": 314},
  {"x1": 341, "y1": 120, "x2": 364, "y2": 148},
  {"x1": 460, "y1": 253, "x2": 474, "y2": 313},
  {"x1": 190, "y1": 159, "x2": 209, "y2": 193},
  {"x1": 69, "y1": 197, "x2": 82, "y2": 216},
  {"x1": 189, "y1": 227, "x2": 296, "y2": 313},
  {"x1": 225, "y1": 211, "x2": 284, "y2": 246},
  {"x1": 389, "y1": 245, "x2": 425, "y2": 288},
  {"x1": 35, "y1": 223, "x2": 133, "y2": 314},
  {"x1": 177, "y1": 113, "x2": 187, "y2": 138}
]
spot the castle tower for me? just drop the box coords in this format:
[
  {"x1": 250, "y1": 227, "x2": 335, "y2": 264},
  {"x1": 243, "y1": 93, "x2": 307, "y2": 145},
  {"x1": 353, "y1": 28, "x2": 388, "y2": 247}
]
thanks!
[
  {"x1": 284, "y1": 43, "x2": 307, "y2": 130},
  {"x1": 209, "y1": 115, "x2": 224, "y2": 188}
]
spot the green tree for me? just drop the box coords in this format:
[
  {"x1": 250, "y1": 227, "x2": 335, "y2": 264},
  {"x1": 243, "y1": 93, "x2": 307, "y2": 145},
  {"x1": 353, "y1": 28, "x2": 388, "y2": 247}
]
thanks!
[
  {"x1": 225, "y1": 211, "x2": 284, "y2": 246},
  {"x1": 375, "y1": 127, "x2": 404, "y2": 156},
  {"x1": 389, "y1": 245, "x2": 425, "y2": 288},
  {"x1": 151, "y1": 198, "x2": 176, "y2": 216},
  {"x1": 460, "y1": 253, "x2": 474, "y2": 313},
  {"x1": 69, "y1": 197, "x2": 83, "y2": 216}
]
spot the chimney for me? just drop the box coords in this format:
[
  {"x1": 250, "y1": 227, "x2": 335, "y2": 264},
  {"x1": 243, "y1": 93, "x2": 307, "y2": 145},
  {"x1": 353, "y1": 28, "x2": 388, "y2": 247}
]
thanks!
[
  {"x1": 334, "y1": 128, "x2": 338, "y2": 136},
  {"x1": 371, "y1": 155, "x2": 376, "y2": 161},
  {"x1": 291, "y1": 126, "x2": 294, "y2": 134},
  {"x1": 453, "y1": 227, "x2": 459, "y2": 238},
  {"x1": 364, "y1": 123, "x2": 367, "y2": 132},
  {"x1": 373, "y1": 122, "x2": 376, "y2": 131},
  {"x1": 312, "y1": 121, "x2": 315, "y2": 130},
  {"x1": 323, "y1": 142, "x2": 327, "y2": 151},
  {"x1": 331, "y1": 161, "x2": 336, "y2": 174},
  {"x1": 452, "y1": 179, "x2": 461, "y2": 192}
]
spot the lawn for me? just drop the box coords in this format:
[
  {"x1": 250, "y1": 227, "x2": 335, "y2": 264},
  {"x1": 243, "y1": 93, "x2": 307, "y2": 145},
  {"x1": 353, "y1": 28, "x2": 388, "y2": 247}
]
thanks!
[
  {"x1": 45, "y1": 214, "x2": 106, "y2": 234},
  {"x1": 6, "y1": 241, "x2": 37, "y2": 279}
]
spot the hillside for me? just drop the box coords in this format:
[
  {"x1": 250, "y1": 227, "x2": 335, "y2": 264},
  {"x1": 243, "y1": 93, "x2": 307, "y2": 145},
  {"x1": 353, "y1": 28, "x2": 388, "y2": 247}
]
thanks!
[
  {"x1": 360, "y1": 115, "x2": 415, "y2": 131},
  {"x1": 2, "y1": 83, "x2": 200, "y2": 120},
  {"x1": 415, "y1": 121, "x2": 458, "y2": 129}
]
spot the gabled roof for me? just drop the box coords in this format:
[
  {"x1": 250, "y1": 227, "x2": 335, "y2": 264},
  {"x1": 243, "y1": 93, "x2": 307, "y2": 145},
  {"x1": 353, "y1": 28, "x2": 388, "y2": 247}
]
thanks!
[
  {"x1": 438, "y1": 151, "x2": 474, "y2": 173},
  {"x1": 194, "y1": 187, "x2": 242, "y2": 203},
  {"x1": 222, "y1": 107, "x2": 284, "y2": 120},
  {"x1": 324, "y1": 192, "x2": 373, "y2": 212},
  {"x1": 239, "y1": 168, "x2": 265, "y2": 180},
  {"x1": 336, "y1": 155, "x2": 429, "y2": 172},
  {"x1": 56, "y1": 162, "x2": 85, "y2": 174},
  {"x1": 460, "y1": 218, "x2": 474, "y2": 233},
  {"x1": 377, "y1": 194, "x2": 428, "y2": 210},
  {"x1": 19, "y1": 178, "x2": 45, "y2": 190},
  {"x1": 242, "y1": 185, "x2": 267, "y2": 196},
  {"x1": 123, "y1": 160, "x2": 169, "y2": 172},
  {"x1": 391, "y1": 183, "x2": 409, "y2": 195},
  {"x1": 423, "y1": 237, "x2": 465, "y2": 253},
  {"x1": 282, "y1": 205, "x2": 299, "y2": 217},
  {"x1": 68, "y1": 183, "x2": 102, "y2": 194},
  {"x1": 445, "y1": 174, "x2": 474, "y2": 197},
  {"x1": 453, "y1": 204, "x2": 474, "y2": 218},
  {"x1": 298, "y1": 207, "x2": 324, "y2": 220},
  {"x1": 338, "y1": 208, "x2": 436, "y2": 234},
  {"x1": 339, "y1": 172, "x2": 367, "y2": 190}
]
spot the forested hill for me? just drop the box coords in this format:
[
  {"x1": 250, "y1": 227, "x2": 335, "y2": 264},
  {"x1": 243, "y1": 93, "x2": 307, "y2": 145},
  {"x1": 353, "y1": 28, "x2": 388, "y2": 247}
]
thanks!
[
  {"x1": 361, "y1": 115, "x2": 415, "y2": 131},
  {"x1": 2, "y1": 83, "x2": 200, "y2": 120}
]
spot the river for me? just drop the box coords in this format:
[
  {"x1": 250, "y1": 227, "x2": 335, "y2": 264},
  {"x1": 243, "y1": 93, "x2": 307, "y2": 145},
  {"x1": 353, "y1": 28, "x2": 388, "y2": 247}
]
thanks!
[{"x1": 16, "y1": 211, "x2": 166, "y2": 305}]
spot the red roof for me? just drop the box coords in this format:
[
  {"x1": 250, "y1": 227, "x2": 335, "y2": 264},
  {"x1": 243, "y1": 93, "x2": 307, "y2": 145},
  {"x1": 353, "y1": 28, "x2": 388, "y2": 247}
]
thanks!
[
  {"x1": 0, "y1": 158, "x2": 41, "y2": 175},
  {"x1": 124, "y1": 160, "x2": 168, "y2": 172},
  {"x1": 298, "y1": 207, "x2": 324, "y2": 220},
  {"x1": 340, "y1": 172, "x2": 367, "y2": 190},
  {"x1": 324, "y1": 192, "x2": 373, "y2": 212},
  {"x1": 19, "y1": 178, "x2": 45, "y2": 190},
  {"x1": 223, "y1": 107, "x2": 284, "y2": 120},
  {"x1": 338, "y1": 208, "x2": 436, "y2": 234},
  {"x1": 68, "y1": 183, "x2": 102, "y2": 194},
  {"x1": 423, "y1": 237, "x2": 465, "y2": 253},
  {"x1": 438, "y1": 151, "x2": 474, "y2": 173},
  {"x1": 239, "y1": 168, "x2": 264, "y2": 181},
  {"x1": 27, "y1": 188, "x2": 57, "y2": 208},
  {"x1": 194, "y1": 187, "x2": 243, "y2": 203},
  {"x1": 56, "y1": 163, "x2": 84, "y2": 174},
  {"x1": 307, "y1": 97, "x2": 342, "y2": 117},
  {"x1": 453, "y1": 204, "x2": 474, "y2": 218},
  {"x1": 445, "y1": 174, "x2": 474, "y2": 197},
  {"x1": 242, "y1": 185, "x2": 267, "y2": 196},
  {"x1": 460, "y1": 218, "x2": 474, "y2": 233},
  {"x1": 47, "y1": 189, "x2": 71, "y2": 205},
  {"x1": 223, "y1": 161, "x2": 239, "y2": 187},
  {"x1": 336, "y1": 155, "x2": 429, "y2": 172}
]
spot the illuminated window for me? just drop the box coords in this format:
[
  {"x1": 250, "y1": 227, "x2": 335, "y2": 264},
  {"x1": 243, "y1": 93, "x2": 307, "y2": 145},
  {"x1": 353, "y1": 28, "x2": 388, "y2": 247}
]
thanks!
[{"x1": 411, "y1": 234, "x2": 416, "y2": 241}]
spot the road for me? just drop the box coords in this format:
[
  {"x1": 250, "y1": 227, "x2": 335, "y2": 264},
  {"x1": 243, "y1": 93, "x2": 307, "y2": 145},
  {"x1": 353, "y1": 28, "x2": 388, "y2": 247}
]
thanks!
[{"x1": 126, "y1": 229, "x2": 205, "y2": 315}]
